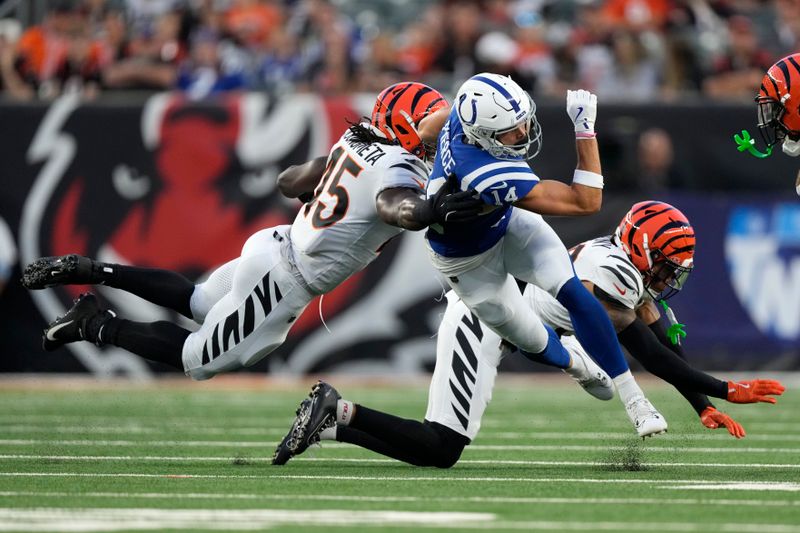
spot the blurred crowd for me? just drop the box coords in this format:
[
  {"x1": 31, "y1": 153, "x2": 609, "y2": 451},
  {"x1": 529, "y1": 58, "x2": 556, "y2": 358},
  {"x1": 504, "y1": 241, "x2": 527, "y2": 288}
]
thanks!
[{"x1": 0, "y1": 0, "x2": 796, "y2": 102}]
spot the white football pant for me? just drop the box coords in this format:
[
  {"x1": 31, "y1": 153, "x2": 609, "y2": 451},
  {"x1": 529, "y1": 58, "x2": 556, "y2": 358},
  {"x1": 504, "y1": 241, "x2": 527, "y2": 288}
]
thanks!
[
  {"x1": 437, "y1": 209, "x2": 575, "y2": 355},
  {"x1": 182, "y1": 225, "x2": 315, "y2": 380}
]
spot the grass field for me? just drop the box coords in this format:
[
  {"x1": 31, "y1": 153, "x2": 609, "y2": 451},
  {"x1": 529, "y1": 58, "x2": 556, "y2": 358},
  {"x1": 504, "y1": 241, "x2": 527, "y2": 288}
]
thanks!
[{"x1": 0, "y1": 375, "x2": 798, "y2": 532}]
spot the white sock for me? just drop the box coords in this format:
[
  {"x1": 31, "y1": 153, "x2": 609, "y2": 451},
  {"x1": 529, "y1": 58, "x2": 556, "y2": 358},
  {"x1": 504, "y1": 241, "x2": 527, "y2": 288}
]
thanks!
[
  {"x1": 336, "y1": 399, "x2": 355, "y2": 426},
  {"x1": 318, "y1": 426, "x2": 337, "y2": 441},
  {"x1": 612, "y1": 370, "x2": 644, "y2": 405}
]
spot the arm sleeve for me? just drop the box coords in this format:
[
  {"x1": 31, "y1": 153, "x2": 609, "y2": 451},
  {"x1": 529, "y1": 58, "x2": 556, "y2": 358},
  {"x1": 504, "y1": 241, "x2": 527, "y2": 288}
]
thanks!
[
  {"x1": 616, "y1": 318, "x2": 728, "y2": 414},
  {"x1": 463, "y1": 159, "x2": 539, "y2": 206}
]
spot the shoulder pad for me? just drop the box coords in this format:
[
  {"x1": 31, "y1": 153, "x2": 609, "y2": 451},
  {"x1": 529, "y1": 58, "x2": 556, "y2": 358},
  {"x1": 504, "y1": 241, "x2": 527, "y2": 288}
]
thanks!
[{"x1": 574, "y1": 239, "x2": 643, "y2": 309}]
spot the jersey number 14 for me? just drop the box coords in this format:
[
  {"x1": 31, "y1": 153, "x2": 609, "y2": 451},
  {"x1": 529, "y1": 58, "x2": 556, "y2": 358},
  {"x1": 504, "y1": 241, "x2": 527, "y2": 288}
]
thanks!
[{"x1": 490, "y1": 186, "x2": 518, "y2": 205}]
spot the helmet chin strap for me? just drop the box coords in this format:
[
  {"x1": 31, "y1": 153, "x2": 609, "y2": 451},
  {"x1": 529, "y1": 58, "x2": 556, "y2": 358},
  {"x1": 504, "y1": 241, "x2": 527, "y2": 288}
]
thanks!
[
  {"x1": 782, "y1": 137, "x2": 800, "y2": 156},
  {"x1": 399, "y1": 109, "x2": 425, "y2": 156},
  {"x1": 642, "y1": 233, "x2": 653, "y2": 270}
]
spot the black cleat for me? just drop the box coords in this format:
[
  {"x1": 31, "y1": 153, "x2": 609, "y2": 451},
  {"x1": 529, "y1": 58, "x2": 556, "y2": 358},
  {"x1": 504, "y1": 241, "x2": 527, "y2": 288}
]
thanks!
[
  {"x1": 42, "y1": 293, "x2": 115, "y2": 352},
  {"x1": 272, "y1": 398, "x2": 312, "y2": 466},
  {"x1": 271, "y1": 381, "x2": 340, "y2": 465},
  {"x1": 22, "y1": 254, "x2": 98, "y2": 290}
]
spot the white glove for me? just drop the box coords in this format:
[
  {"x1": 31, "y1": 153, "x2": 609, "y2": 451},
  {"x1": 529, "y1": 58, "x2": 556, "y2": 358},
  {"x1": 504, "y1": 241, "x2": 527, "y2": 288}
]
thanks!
[{"x1": 566, "y1": 89, "x2": 598, "y2": 138}]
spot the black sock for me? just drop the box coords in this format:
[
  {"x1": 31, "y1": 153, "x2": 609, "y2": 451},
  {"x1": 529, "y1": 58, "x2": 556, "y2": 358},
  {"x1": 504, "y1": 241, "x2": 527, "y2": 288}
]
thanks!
[
  {"x1": 336, "y1": 426, "x2": 424, "y2": 465},
  {"x1": 95, "y1": 264, "x2": 195, "y2": 318},
  {"x1": 99, "y1": 317, "x2": 189, "y2": 370},
  {"x1": 344, "y1": 404, "x2": 469, "y2": 468}
]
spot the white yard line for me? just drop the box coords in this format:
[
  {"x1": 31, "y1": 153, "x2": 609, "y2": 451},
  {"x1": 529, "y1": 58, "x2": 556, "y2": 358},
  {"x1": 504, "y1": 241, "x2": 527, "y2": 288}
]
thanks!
[
  {"x1": 1, "y1": 454, "x2": 799, "y2": 469},
  {"x1": 1, "y1": 472, "x2": 799, "y2": 489},
  {"x1": 448, "y1": 521, "x2": 800, "y2": 532},
  {"x1": 1, "y1": 439, "x2": 798, "y2": 455},
  {"x1": 0, "y1": 491, "x2": 798, "y2": 507},
  {"x1": 0, "y1": 425, "x2": 283, "y2": 436},
  {"x1": 0, "y1": 508, "x2": 798, "y2": 533},
  {"x1": 0, "y1": 424, "x2": 800, "y2": 442},
  {"x1": 468, "y1": 445, "x2": 800, "y2": 454},
  {"x1": 5, "y1": 427, "x2": 800, "y2": 442},
  {"x1": 0, "y1": 508, "x2": 494, "y2": 532}
]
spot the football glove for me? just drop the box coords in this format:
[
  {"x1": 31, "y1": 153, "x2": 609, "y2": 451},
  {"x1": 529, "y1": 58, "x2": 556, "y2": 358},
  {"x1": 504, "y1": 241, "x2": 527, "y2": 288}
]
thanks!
[
  {"x1": 566, "y1": 89, "x2": 598, "y2": 138},
  {"x1": 413, "y1": 178, "x2": 483, "y2": 225},
  {"x1": 726, "y1": 379, "x2": 785, "y2": 404},
  {"x1": 700, "y1": 406, "x2": 746, "y2": 439}
]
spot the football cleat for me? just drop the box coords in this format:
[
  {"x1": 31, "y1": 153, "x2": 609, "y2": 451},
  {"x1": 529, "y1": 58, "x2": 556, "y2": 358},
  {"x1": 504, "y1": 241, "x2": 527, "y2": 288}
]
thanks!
[
  {"x1": 22, "y1": 254, "x2": 98, "y2": 290},
  {"x1": 271, "y1": 381, "x2": 340, "y2": 465},
  {"x1": 625, "y1": 395, "x2": 668, "y2": 438},
  {"x1": 271, "y1": 398, "x2": 312, "y2": 466},
  {"x1": 42, "y1": 293, "x2": 115, "y2": 351},
  {"x1": 561, "y1": 335, "x2": 614, "y2": 401}
]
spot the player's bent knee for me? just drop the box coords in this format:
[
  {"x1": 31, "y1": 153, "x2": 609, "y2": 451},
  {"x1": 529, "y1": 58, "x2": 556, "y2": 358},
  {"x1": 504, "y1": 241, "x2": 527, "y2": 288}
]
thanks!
[
  {"x1": 426, "y1": 421, "x2": 470, "y2": 469},
  {"x1": 432, "y1": 446, "x2": 465, "y2": 469}
]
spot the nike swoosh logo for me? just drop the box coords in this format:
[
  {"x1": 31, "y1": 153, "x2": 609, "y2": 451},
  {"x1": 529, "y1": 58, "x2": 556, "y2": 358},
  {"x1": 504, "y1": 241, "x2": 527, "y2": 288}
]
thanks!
[
  {"x1": 46, "y1": 320, "x2": 73, "y2": 341},
  {"x1": 489, "y1": 182, "x2": 508, "y2": 190},
  {"x1": 575, "y1": 106, "x2": 584, "y2": 121},
  {"x1": 613, "y1": 283, "x2": 627, "y2": 296}
]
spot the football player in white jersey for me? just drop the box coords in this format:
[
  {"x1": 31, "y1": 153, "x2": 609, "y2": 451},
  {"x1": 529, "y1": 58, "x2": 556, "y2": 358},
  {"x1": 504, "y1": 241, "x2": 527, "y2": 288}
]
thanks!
[
  {"x1": 22, "y1": 82, "x2": 485, "y2": 380},
  {"x1": 273, "y1": 201, "x2": 784, "y2": 467}
]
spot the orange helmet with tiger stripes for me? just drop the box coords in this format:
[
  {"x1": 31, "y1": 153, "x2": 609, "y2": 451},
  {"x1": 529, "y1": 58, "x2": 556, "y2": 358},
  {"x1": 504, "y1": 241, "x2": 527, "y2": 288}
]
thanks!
[
  {"x1": 756, "y1": 53, "x2": 800, "y2": 151},
  {"x1": 371, "y1": 82, "x2": 448, "y2": 160},
  {"x1": 615, "y1": 201, "x2": 695, "y2": 300}
]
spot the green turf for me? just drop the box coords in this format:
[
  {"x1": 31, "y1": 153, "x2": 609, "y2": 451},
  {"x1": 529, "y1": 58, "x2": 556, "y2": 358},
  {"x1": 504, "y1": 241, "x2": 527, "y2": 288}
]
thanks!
[{"x1": 0, "y1": 378, "x2": 798, "y2": 532}]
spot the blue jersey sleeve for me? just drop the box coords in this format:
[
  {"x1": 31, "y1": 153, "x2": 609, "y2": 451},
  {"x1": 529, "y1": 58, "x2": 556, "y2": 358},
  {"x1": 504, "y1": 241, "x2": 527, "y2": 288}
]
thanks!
[{"x1": 458, "y1": 156, "x2": 539, "y2": 207}]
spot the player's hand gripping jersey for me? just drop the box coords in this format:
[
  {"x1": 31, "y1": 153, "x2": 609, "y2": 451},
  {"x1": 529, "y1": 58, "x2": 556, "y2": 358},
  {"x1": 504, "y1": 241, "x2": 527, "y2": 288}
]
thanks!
[
  {"x1": 527, "y1": 235, "x2": 646, "y2": 332},
  {"x1": 425, "y1": 109, "x2": 540, "y2": 257},
  {"x1": 289, "y1": 128, "x2": 430, "y2": 294}
]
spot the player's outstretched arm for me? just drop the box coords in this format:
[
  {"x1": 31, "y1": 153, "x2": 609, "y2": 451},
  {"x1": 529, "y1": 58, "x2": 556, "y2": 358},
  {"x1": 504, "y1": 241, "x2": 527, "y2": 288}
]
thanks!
[
  {"x1": 376, "y1": 181, "x2": 483, "y2": 231},
  {"x1": 513, "y1": 90, "x2": 603, "y2": 216},
  {"x1": 619, "y1": 317, "x2": 730, "y2": 399},
  {"x1": 277, "y1": 156, "x2": 328, "y2": 201},
  {"x1": 513, "y1": 178, "x2": 601, "y2": 216}
]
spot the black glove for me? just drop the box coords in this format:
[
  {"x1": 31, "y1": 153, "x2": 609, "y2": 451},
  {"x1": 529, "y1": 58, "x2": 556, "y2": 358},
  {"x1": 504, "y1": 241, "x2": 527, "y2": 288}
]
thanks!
[{"x1": 413, "y1": 178, "x2": 484, "y2": 225}]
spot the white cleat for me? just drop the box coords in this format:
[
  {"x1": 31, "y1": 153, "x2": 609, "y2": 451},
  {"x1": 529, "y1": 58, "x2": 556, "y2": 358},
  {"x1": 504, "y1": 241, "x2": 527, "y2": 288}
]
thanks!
[
  {"x1": 625, "y1": 395, "x2": 668, "y2": 438},
  {"x1": 561, "y1": 335, "x2": 614, "y2": 401}
]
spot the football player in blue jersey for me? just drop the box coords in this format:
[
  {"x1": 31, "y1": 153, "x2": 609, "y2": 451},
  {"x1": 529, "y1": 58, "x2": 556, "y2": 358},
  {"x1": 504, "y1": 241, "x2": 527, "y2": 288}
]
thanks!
[{"x1": 420, "y1": 73, "x2": 665, "y2": 437}]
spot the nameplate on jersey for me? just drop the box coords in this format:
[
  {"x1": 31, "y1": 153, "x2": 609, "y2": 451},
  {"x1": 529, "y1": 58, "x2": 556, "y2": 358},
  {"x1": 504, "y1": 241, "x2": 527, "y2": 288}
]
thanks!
[{"x1": 343, "y1": 130, "x2": 387, "y2": 166}]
